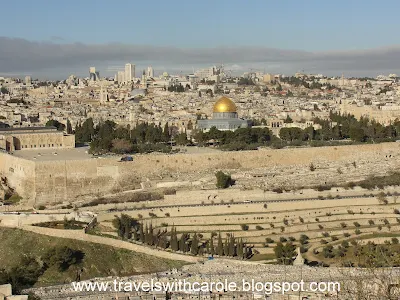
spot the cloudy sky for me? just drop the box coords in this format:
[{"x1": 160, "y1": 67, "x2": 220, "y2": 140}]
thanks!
[{"x1": 1, "y1": 0, "x2": 400, "y2": 79}]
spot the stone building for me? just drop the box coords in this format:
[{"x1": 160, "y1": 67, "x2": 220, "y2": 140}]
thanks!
[
  {"x1": 197, "y1": 96, "x2": 251, "y2": 131},
  {"x1": 0, "y1": 127, "x2": 75, "y2": 152},
  {"x1": 0, "y1": 284, "x2": 28, "y2": 299}
]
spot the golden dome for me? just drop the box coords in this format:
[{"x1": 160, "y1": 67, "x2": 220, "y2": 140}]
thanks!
[{"x1": 213, "y1": 96, "x2": 237, "y2": 113}]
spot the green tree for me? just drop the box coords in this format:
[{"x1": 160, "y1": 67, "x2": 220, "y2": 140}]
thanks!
[
  {"x1": 43, "y1": 246, "x2": 84, "y2": 272},
  {"x1": 191, "y1": 233, "x2": 199, "y2": 255},
  {"x1": 45, "y1": 119, "x2": 65, "y2": 131},
  {"x1": 215, "y1": 171, "x2": 233, "y2": 189},
  {"x1": 273, "y1": 242, "x2": 296, "y2": 265},
  {"x1": 170, "y1": 227, "x2": 179, "y2": 251},
  {"x1": 217, "y1": 233, "x2": 224, "y2": 256},
  {"x1": 0, "y1": 87, "x2": 8, "y2": 94},
  {"x1": 210, "y1": 236, "x2": 215, "y2": 256},
  {"x1": 237, "y1": 239, "x2": 244, "y2": 259},
  {"x1": 175, "y1": 132, "x2": 188, "y2": 145},
  {"x1": 66, "y1": 119, "x2": 73, "y2": 134}
]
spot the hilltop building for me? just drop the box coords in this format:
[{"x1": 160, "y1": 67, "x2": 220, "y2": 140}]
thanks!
[
  {"x1": 197, "y1": 96, "x2": 251, "y2": 131},
  {"x1": 0, "y1": 127, "x2": 75, "y2": 152}
]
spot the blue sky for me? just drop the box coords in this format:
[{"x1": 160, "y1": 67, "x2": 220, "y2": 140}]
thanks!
[
  {"x1": 1, "y1": 0, "x2": 400, "y2": 78},
  {"x1": 1, "y1": 0, "x2": 398, "y2": 51}
]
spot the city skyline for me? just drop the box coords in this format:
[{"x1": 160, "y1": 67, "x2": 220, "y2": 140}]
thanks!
[{"x1": 1, "y1": 0, "x2": 400, "y2": 78}]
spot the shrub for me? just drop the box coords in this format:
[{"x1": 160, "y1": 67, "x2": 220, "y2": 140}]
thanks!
[
  {"x1": 309, "y1": 163, "x2": 316, "y2": 171},
  {"x1": 37, "y1": 205, "x2": 46, "y2": 210},
  {"x1": 279, "y1": 237, "x2": 287, "y2": 243},
  {"x1": 340, "y1": 222, "x2": 347, "y2": 228},
  {"x1": 355, "y1": 229, "x2": 361, "y2": 235},
  {"x1": 341, "y1": 240, "x2": 350, "y2": 248},
  {"x1": 163, "y1": 188, "x2": 177, "y2": 195},
  {"x1": 215, "y1": 171, "x2": 234, "y2": 189},
  {"x1": 43, "y1": 246, "x2": 84, "y2": 272},
  {"x1": 265, "y1": 237, "x2": 274, "y2": 243},
  {"x1": 255, "y1": 225, "x2": 264, "y2": 230},
  {"x1": 299, "y1": 234, "x2": 309, "y2": 245},
  {"x1": 241, "y1": 224, "x2": 249, "y2": 231},
  {"x1": 322, "y1": 232, "x2": 330, "y2": 237},
  {"x1": 353, "y1": 222, "x2": 360, "y2": 228},
  {"x1": 343, "y1": 232, "x2": 351, "y2": 237},
  {"x1": 272, "y1": 187, "x2": 283, "y2": 193}
]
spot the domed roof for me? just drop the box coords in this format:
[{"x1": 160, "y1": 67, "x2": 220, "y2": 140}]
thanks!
[{"x1": 213, "y1": 96, "x2": 237, "y2": 113}]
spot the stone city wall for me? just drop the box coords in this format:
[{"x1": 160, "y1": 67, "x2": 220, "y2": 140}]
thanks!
[{"x1": 0, "y1": 142, "x2": 399, "y2": 206}]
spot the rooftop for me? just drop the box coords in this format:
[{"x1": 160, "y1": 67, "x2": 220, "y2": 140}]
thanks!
[
  {"x1": 0, "y1": 126, "x2": 58, "y2": 134},
  {"x1": 12, "y1": 146, "x2": 95, "y2": 161}
]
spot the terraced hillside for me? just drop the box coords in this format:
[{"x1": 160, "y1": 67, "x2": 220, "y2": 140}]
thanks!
[{"x1": 95, "y1": 186, "x2": 400, "y2": 264}]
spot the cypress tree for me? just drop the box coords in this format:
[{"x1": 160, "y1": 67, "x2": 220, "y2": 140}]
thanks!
[
  {"x1": 149, "y1": 223, "x2": 154, "y2": 246},
  {"x1": 66, "y1": 119, "x2": 73, "y2": 134},
  {"x1": 223, "y1": 238, "x2": 229, "y2": 256},
  {"x1": 217, "y1": 233, "x2": 223, "y2": 256},
  {"x1": 191, "y1": 233, "x2": 199, "y2": 255},
  {"x1": 170, "y1": 227, "x2": 178, "y2": 251},
  {"x1": 144, "y1": 224, "x2": 149, "y2": 245},
  {"x1": 139, "y1": 224, "x2": 145, "y2": 243},
  {"x1": 163, "y1": 123, "x2": 170, "y2": 142},
  {"x1": 229, "y1": 235, "x2": 235, "y2": 257},
  {"x1": 133, "y1": 228, "x2": 138, "y2": 241},
  {"x1": 210, "y1": 238, "x2": 215, "y2": 256},
  {"x1": 179, "y1": 233, "x2": 188, "y2": 252},
  {"x1": 237, "y1": 239, "x2": 244, "y2": 259}
]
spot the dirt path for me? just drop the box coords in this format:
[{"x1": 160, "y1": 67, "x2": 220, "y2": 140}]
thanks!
[{"x1": 19, "y1": 225, "x2": 198, "y2": 263}]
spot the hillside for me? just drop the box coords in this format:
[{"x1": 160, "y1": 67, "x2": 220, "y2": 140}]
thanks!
[{"x1": 0, "y1": 227, "x2": 188, "y2": 287}]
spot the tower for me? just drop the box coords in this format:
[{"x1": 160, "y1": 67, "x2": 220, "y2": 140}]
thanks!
[
  {"x1": 147, "y1": 66, "x2": 154, "y2": 78},
  {"x1": 117, "y1": 71, "x2": 125, "y2": 84},
  {"x1": 99, "y1": 85, "x2": 108, "y2": 104},
  {"x1": 25, "y1": 76, "x2": 32, "y2": 85},
  {"x1": 125, "y1": 63, "x2": 135, "y2": 83}
]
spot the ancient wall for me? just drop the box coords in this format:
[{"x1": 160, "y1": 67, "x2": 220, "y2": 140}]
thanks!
[
  {"x1": 0, "y1": 153, "x2": 35, "y2": 203},
  {"x1": 1, "y1": 142, "x2": 400, "y2": 206}
]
